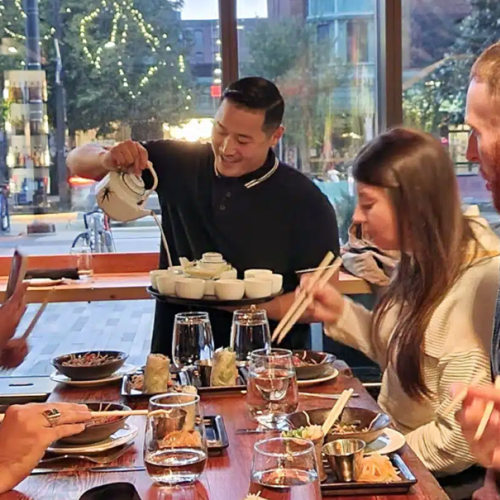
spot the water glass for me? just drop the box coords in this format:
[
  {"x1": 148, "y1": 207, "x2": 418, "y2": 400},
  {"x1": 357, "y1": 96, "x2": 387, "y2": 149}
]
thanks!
[
  {"x1": 144, "y1": 392, "x2": 207, "y2": 485},
  {"x1": 246, "y1": 348, "x2": 298, "y2": 428},
  {"x1": 230, "y1": 309, "x2": 271, "y2": 365},
  {"x1": 172, "y1": 312, "x2": 214, "y2": 369},
  {"x1": 70, "y1": 246, "x2": 93, "y2": 279},
  {"x1": 248, "y1": 437, "x2": 322, "y2": 499}
]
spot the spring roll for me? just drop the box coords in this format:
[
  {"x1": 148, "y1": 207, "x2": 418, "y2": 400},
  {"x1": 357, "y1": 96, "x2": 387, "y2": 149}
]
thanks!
[
  {"x1": 144, "y1": 353, "x2": 170, "y2": 394},
  {"x1": 210, "y1": 347, "x2": 238, "y2": 387}
]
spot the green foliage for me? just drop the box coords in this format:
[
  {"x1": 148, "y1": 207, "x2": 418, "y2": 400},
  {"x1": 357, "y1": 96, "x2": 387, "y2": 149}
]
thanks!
[
  {"x1": 404, "y1": 0, "x2": 500, "y2": 132},
  {"x1": 244, "y1": 18, "x2": 353, "y2": 172},
  {"x1": 335, "y1": 189, "x2": 356, "y2": 245},
  {"x1": 0, "y1": 0, "x2": 194, "y2": 139}
]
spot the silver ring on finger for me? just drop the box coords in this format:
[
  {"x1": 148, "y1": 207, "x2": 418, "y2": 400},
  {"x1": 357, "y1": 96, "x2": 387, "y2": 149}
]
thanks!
[{"x1": 42, "y1": 408, "x2": 61, "y2": 427}]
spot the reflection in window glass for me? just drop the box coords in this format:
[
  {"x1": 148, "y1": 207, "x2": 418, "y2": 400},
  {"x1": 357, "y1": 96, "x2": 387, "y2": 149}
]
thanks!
[
  {"x1": 402, "y1": 1, "x2": 498, "y2": 225},
  {"x1": 238, "y1": 0, "x2": 376, "y2": 242},
  {"x1": 0, "y1": 0, "x2": 220, "y2": 254}
]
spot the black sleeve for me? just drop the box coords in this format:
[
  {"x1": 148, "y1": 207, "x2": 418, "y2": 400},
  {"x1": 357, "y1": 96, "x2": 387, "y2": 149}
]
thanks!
[
  {"x1": 141, "y1": 140, "x2": 209, "y2": 192},
  {"x1": 291, "y1": 186, "x2": 340, "y2": 272}
]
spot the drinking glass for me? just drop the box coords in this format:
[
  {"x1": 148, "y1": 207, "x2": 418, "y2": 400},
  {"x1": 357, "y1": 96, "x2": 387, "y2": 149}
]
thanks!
[
  {"x1": 248, "y1": 437, "x2": 322, "y2": 500},
  {"x1": 246, "y1": 348, "x2": 298, "y2": 428},
  {"x1": 172, "y1": 312, "x2": 214, "y2": 369},
  {"x1": 144, "y1": 392, "x2": 207, "y2": 485},
  {"x1": 70, "y1": 246, "x2": 93, "y2": 279},
  {"x1": 230, "y1": 309, "x2": 271, "y2": 365}
]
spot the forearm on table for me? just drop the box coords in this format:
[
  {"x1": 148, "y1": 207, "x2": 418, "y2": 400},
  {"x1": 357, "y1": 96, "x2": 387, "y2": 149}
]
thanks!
[
  {"x1": 0, "y1": 461, "x2": 25, "y2": 494},
  {"x1": 406, "y1": 351, "x2": 491, "y2": 475},
  {"x1": 66, "y1": 143, "x2": 108, "y2": 180},
  {"x1": 406, "y1": 420, "x2": 476, "y2": 475},
  {"x1": 260, "y1": 292, "x2": 296, "y2": 322}
]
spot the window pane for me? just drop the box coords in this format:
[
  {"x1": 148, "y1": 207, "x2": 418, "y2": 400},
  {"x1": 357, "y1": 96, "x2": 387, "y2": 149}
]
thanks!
[
  {"x1": 401, "y1": 1, "x2": 496, "y2": 223},
  {"x1": 238, "y1": 0, "x2": 377, "y2": 243},
  {"x1": 0, "y1": 0, "x2": 220, "y2": 255}
]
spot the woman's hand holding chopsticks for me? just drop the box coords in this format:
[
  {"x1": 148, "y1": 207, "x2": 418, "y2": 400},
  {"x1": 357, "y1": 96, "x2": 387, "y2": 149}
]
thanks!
[
  {"x1": 297, "y1": 273, "x2": 345, "y2": 325},
  {"x1": 454, "y1": 383, "x2": 500, "y2": 468}
]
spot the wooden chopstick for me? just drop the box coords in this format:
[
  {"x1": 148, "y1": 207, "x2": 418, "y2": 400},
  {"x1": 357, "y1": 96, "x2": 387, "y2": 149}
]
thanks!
[
  {"x1": 21, "y1": 289, "x2": 54, "y2": 340},
  {"x1": 0, "y1": 409, "x2": 148, "y2": 423},
  {"x1": 296, "y1": 263, "x2": 341, "y2": 275},
  {"x1": 474, "y1": 376, "x2": 500, "y2": 441},
  {"x1": 276, "y1": 258, "x2": 342, "y2": 345},
  {"x1": 441, "y1": 371, "x2": 487, "y2": 417},
  {"x1": 271, "y1": 252, "x2": 334, "y2": 344},
  {"x1": 299, "y1": 392, "x2": 359, "y2": 399},
  {"x1": 321, "y1": 388, "x2": 354, "y2": 436},
  {"x1": 240, "y1": 390, "x2": 359, "y2": 399}
]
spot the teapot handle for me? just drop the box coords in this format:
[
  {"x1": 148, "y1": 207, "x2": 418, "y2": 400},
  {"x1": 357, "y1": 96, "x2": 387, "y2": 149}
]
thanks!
[{"x1": 144, "y1": 161, "x2": 158, "y2": 195}]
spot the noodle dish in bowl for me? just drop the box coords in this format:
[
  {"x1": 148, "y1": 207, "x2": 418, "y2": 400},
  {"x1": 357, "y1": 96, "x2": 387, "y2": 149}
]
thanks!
[{"x1": 52, "y1": 350, "x2": 128, "y2": 381}]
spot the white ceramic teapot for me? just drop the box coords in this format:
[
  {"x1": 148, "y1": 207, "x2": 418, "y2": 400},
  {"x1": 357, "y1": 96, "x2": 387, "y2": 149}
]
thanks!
[{"x1": 96, "y1": 162, "x2": 158, "y2": 222}]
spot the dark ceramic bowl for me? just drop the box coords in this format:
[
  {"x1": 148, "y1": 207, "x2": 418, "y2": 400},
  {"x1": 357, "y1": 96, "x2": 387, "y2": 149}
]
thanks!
[
  {"x1": 285, "y1": 406, "x2": 391, "y2": 444},
  {"x1": 292, "y1": 350, "x2": 336, "y2": 380},
  {"x1": 52, "y1": 351, "x2": 128, "y2": 381},
  {"x1": 58, "y1": 402, "x2": 130, "y2": 445}
]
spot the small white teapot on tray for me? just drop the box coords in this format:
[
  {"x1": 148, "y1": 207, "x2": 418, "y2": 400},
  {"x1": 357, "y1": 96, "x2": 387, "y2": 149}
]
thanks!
[{"x1": 96, "y1": 161, "x2": 158, "y2": 222}]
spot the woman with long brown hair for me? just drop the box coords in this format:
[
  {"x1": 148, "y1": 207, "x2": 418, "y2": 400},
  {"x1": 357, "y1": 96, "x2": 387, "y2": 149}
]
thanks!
[{"x1": 304, "y1": 127, "x2": 500, "y2": 476}]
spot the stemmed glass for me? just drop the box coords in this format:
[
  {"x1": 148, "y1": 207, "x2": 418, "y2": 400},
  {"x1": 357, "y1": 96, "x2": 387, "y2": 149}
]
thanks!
[
  {"x1": 230, "y1": 308, "x2": 271, "y2": 365},
  {"x1": 248, "y1": 437, "x2": 322, "y2": 499},
  {"x1": 172, "y1": 312, "x2": 214, "y2": 369},
  {"x1": 246, "y1": 348, "x2": 298, "y2": 428}
]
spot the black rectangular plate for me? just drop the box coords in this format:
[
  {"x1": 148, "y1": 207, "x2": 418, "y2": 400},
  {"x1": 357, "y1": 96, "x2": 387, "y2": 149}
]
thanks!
[
  {"x1": 205, "y1": 415, "x2": 229, "y2": 453},
  {"x1": 0, "y1": 376, "x2": 56, "y2": 405},
  {"x1": 121, "y1": 367, "x2": 248, "y2": 397},
  {"x1": 321, "y1": 454, "x2": 417, "y2": 496},
  {"x1": 177, "y1": 366, "x2": 247, "y2": 393}
]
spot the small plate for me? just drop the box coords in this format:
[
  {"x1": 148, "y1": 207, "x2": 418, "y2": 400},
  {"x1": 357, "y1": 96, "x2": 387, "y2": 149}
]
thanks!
[
  {"x1": 364, "y1": 428, "x2": 406, "y2": 455},
  {"x1": 50, "y1": 364, "x2": 136, "y2": 387},
  {"x1": 297, "y1": 369, "x2": 339, "y2": 387},
  {"x1": 47, "y1": 423, "x2": 138, "y2": 455},
  {"x1": 28, "y1": 279, "x2": 65, "y2": 287}
]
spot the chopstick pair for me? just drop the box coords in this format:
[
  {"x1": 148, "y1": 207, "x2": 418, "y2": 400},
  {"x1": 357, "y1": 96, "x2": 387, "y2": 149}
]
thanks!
[
  {"x1": 271, "y1": 252, "x2": 342, "y2": 345},
  {"x1": 321, "y1": 388, "x2": 354, "y2": 436},
  {"x1": 474, "y1": 375, "x2": 500, "y2": 441},
  {"x1": 0, "y1": 409, "x2": 149, "y2": 423},
  {"x1": 441, "y1": 371, "x2": 487, "y2": 417}
]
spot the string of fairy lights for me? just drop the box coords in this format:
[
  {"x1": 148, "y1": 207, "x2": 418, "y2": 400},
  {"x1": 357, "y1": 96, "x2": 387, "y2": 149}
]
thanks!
[
  {"x1": 0, "y1": 1, "x2": 55, "y2": 43},
  {"x1": 0, "y1": 0, "x2": 192, "y2": 103},
  {"x1": 78, "y1": 0, "x2": 190, "y2": 100}
]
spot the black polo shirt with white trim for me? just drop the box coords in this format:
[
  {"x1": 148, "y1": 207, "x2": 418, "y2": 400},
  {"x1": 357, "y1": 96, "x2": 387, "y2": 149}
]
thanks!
[{"x1": 143, "y1": 140, "x2": 340, "y2": 355}]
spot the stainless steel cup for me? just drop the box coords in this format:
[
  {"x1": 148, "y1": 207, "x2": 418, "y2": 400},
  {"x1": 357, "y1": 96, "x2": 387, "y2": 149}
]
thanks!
[{"x1": 323, "y1": 438, "x2": 365, "y2": 482}]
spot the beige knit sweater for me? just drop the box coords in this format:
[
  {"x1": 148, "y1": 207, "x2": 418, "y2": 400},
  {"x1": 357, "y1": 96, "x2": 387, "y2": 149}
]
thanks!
[{"x1": 326, "y1": 223, "x2": 500, "y2": 476}]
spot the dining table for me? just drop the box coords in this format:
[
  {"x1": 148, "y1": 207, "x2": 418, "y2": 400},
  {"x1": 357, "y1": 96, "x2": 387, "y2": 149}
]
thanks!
[{"x1": 0, "y1": 362, "x2": 449, "y2": 500}]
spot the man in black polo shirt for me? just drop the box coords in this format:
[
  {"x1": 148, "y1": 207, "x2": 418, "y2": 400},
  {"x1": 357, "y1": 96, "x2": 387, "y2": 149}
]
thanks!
[{"x1": 67, "y1": 77, "x2": 339, "y2": 354}]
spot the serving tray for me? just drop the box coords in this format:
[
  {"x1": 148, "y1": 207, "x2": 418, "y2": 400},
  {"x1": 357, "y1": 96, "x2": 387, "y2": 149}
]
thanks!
[{"x1": 147, "y1": 286, "x2": 282, "y2": 307}]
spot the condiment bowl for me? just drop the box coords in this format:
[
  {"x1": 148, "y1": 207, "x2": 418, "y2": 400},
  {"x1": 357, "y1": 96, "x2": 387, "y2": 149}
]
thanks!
[
  {"x1": 175, "y1": 277, "x2": 205, "y2": 300},
  {"x1": 244, "y1": 269, "x2": 273, "y2": 279},
  {"x1": 215, "y1": 279, "x2": 245, "y2": 301},
  {"x1": 157, "y1": 274, "x2": 177, "y2": 296},
  {"x1": 244, "y1": 278, "x2": 273, "y2": 299}
]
